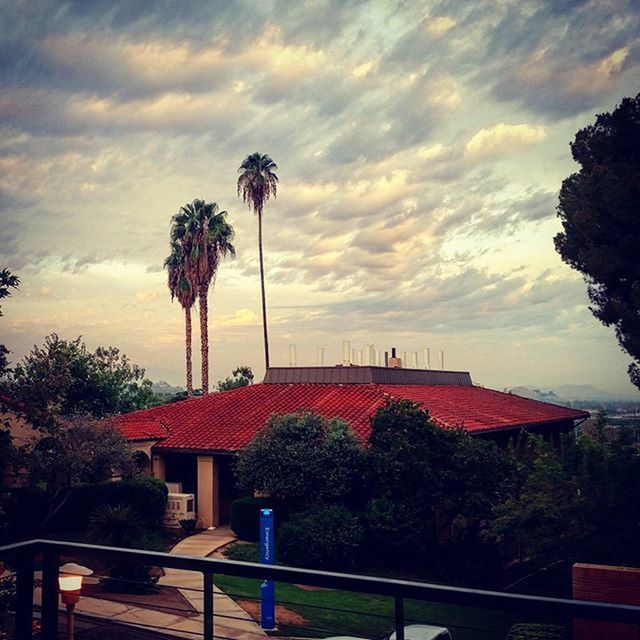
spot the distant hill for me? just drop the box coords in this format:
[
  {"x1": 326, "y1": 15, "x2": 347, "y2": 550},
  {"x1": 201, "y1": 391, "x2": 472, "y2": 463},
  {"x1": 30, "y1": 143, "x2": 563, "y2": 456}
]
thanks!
[
  {"x1": 151, "y1": 380, "x2": 185, "y2": 397},
  {"x1": 509, "y1": 384, "x2": 639, "y2": 405}
]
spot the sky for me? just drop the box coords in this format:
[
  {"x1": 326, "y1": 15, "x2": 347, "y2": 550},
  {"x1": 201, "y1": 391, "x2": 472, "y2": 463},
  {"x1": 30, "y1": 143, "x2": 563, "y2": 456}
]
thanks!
[{"x1": 1, "y1": 0, "x2": 639, "y2": 395}]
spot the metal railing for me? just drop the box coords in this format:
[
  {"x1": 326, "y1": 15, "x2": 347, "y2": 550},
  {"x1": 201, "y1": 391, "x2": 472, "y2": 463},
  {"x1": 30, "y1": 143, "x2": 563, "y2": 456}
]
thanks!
[{"x1": 2, "y1": 538, "x2": 640, "y2": 640}]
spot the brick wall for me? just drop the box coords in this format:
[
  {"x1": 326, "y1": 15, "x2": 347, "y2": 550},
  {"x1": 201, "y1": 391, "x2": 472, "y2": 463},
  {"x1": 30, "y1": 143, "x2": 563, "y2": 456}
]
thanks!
[{"x1": 573, "y1": 563, "x2": 640, "y2": 640}]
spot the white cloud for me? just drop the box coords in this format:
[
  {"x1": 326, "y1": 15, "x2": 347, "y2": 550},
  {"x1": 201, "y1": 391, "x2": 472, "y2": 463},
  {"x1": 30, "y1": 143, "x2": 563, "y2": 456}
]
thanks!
[{"x1": 464, "y1": 124, "x2": 546, "y2": 159}]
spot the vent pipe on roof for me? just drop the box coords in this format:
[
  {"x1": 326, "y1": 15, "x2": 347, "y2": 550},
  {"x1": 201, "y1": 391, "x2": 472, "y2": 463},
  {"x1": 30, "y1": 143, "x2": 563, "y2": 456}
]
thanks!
[
  {"x1": 424, "y1": 348, "x2": 431, "y2": 369},
  {"x1": 411, "y1": 352, "x2": 419, "y2": 369},
  {"x1": 289, "y1": 344, "x2": 297, "y2": 367},
  {"x1": 401, "y1": 351, "x2": 407, "y2": 368},
  {"x1": 439, "y1": 350, "x2": 445, "y2": 370},
  {"x1": 384, "y1": 351, "x2": 389, "y2": 367},
  {"x1": 317, "y1": 347, "x2": 324, "y2": 366},
  {"x1": 389, "y1": 347, "x2": 402, "y2": 368},
  {"x1": 342, "y1": 341, "x2": 350, "y2": 366}
]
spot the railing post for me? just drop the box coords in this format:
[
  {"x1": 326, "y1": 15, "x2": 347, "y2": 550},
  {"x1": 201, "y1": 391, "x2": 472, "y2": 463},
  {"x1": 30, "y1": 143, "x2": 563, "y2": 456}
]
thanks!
[
  {"x1": 15, "y1": 549, "x2": 34, "y2": 639},
  {"x1": 40, "y1": 547, "x2": 59, "y2": 640},
  {"x1": 394, "y1": 595, "x2": 405, "y2": 640},
  {"x1": 203, "y1": 572, "x2": 214, "y2": 640}
]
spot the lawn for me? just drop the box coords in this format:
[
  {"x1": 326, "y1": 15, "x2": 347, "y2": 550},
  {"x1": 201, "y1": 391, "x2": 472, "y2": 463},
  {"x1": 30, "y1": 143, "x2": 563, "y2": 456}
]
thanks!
[{"x1": 212, "y1": 573, "x2": 563, "y2": 640}]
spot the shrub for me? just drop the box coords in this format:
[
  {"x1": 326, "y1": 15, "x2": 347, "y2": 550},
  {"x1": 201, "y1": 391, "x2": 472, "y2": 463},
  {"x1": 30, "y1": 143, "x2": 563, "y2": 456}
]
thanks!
[
  {"x1": 223, "y1": 541, "x2": 259, "y2": 563},
  {"x1": 277, "y1": 506, "x2": 363, "y2": 570},
  {"x1": 231, "y1": 496, "x2": 274, "y2": 542},
  {"x1": 179, "y1": 518, "x2": 197, "y2": 535},
  {"x1": 112, "y1": 477, "x2": 168, "y2": 525},
  {"x1": 3, "y1": 487, "x2": 49, "y2": 540},
  {"x1": 89, "y1": 503, "x2": 143, "y2": 548},
  {"x1": 54, "y1": 476, "x2": 168, "y2": 531}
]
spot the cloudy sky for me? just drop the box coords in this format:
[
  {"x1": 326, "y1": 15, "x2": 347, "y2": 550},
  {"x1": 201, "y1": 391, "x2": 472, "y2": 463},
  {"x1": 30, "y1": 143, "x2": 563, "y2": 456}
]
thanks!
[{"x1": 1, "y1": 0, "x2": 639, "y2": 394}]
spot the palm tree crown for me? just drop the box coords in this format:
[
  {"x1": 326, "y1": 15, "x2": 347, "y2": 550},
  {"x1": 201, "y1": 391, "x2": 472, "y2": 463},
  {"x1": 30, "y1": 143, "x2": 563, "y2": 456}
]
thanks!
[
  {"x1": 237, "y1": 153, "x2": 278, "y2": 370},
  {"x1": 237, "y1": 153, "x2": 279, "y2": 216},
  {"x1": 170, "y1": 199, "x2": 235, "y2": 395}
]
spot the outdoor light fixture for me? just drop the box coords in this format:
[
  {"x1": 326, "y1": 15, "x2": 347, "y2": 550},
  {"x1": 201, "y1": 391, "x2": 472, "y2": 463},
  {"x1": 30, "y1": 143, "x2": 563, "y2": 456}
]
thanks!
[{"x1": 59, "y1": 562, "x2": 93, "y2": 640}]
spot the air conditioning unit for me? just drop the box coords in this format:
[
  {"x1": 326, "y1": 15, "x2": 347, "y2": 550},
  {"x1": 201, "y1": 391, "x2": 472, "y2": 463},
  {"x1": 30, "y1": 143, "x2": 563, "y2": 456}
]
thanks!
[{"x1": 163, "y1": 492, "x2": 196, "y2": 527}]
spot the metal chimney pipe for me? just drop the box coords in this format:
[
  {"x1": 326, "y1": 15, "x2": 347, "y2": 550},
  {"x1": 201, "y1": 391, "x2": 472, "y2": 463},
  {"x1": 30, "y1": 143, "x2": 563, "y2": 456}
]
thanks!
[
  {"x1": 342, "y1": 340, "x2": 350, "y2": 366},
  {"x1": 401, "y1": 351, "x2": 407, "y2": 368},
  {"x1": 411, "y1": 352, "x2": 418, "y2": 369},
  {"x1": 289, "y1": 344, "x2": 297, "y2": 367},
  {"x1": 424, "y1": 348, "x2": 431, "y2": 369},
  {"x1": 317, "y1": 347, "x2": 324, "y2": 366},
  {"x1": 351, "y1": 348, "x2": 356, "y2": 365},
  {"x1": 439, "y1": 350, "x2": 445, "y2": 370},
  {"x1": 384, "y1": 351, "x2": 389, "y2": 367}
]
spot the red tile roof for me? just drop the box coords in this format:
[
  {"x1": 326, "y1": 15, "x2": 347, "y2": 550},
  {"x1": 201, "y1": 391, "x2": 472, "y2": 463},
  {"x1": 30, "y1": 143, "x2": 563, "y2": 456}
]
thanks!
[{"x1": 114, "y1": 383, "x2": 589, "y2": 452}]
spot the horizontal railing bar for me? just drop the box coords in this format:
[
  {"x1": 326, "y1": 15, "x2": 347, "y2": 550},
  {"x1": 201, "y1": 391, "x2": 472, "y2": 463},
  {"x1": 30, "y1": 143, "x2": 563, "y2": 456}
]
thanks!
[{"x1": 3, "y1": 538, "x2": 640, "y2": 625}]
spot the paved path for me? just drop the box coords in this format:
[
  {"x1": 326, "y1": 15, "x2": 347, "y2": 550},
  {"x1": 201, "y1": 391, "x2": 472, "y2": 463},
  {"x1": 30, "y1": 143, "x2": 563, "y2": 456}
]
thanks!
[{"x1": 36, "y1": 527, "x2": 267, "y2": 640}]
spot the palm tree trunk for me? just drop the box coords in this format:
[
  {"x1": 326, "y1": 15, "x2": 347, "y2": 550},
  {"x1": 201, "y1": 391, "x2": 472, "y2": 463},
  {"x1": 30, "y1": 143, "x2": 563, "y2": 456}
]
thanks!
[
  {"x1": 184, "y1": 306, "x2": 193, "y2": 396},
  {"x1": 199, "y1": 285, "x2": 209, "y2": 395},
  {"x1": 258, "y1": 209, "x2": 270, "y2": 369}
]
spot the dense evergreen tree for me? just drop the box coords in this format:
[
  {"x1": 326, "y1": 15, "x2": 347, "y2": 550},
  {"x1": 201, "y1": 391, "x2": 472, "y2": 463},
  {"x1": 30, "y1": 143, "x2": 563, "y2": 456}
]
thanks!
[{"x1": 555, "y1": 94, "x2": 640, "y2": 388}]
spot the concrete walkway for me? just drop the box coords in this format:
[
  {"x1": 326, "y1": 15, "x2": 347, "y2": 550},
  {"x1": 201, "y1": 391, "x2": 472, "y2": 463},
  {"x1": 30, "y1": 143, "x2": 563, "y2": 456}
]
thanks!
[{"x1": 36, "y1": 527, "x2": 267, "y2": 640}]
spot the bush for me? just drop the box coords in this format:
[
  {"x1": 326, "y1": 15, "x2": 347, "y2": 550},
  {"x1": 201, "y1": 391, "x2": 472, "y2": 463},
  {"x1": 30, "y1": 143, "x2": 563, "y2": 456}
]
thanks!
[
  {"x1": 3, "y1": 487, "x2": 49, "y2": 540},
  {"x1": 277, "y1": 506, "x2": 364, "y2": 570},
  {"x1": 112, "y1": 477, "x2": 168, "y2": 525},
  {"x1": 231, "y1": 496, "x2": 276, "y2": 542},
  {"x1": 54, "y1": 476, "x2": 168, "y2": 531},
  {"x1": 89, "y1": 503, "x2": 143, "y2": 548},
  {"x1": 179, "y1": 518, "x2": 197, "y2": 535},
  {"x1": 506, "y1": 623, "x2": 568, "y2": 640},
  {"x1": 223, "y1": 541, "x2": 259, "y2": 563}
]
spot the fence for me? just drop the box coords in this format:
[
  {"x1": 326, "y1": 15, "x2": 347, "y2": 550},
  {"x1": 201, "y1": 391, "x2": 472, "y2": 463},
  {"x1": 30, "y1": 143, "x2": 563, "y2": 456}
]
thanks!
[{"x1": 2, "y1": 538, "x2": 640, "y2": 640}]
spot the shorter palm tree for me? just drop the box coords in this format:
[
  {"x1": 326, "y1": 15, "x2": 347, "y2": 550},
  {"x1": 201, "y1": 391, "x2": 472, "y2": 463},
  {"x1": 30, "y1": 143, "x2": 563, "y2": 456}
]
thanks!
[
  {"x1": 170, "y1": 200, "x2": 235, "y2": 395},
  {"x1": 164, "y1": 242, "x2": 196, "y2": 396}
]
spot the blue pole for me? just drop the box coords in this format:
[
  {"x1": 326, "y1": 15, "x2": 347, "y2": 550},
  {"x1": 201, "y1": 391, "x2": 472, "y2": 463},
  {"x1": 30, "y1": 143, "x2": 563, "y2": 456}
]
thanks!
[{"x1": 260, "y1": 508, "x2": 275, "y2": 630}]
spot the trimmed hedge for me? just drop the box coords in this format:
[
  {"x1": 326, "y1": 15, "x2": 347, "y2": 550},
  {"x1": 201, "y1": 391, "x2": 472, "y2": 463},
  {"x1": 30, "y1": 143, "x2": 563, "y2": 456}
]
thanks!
[
  {"x1": 230, "y1": 497, "x2": 271, "y2": 542},
  {"x1": 54, "y1": 477, "x2": 168, "y2": 531},
  {"x1": 277, "y1": 506, "x2": 364, "y2": 570}
]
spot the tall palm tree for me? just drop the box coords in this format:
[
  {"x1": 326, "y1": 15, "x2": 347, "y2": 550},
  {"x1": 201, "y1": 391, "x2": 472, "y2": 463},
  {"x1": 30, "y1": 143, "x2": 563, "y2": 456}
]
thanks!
[
  {"x1": 170, "y1": 199, "x2": 235, "y2": 395},
  {"x1": 237, "y1": 153, "x2": 278, "y2": 370},
  {"x1": 164, "y1": 242, "x2": 196, "y2": 395}
]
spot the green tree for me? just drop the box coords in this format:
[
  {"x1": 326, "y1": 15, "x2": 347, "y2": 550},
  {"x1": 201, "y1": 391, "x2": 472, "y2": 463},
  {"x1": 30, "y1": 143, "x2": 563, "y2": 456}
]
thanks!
[
  {"x1": 366, "y1": 400, "x2": 513, "y2": 576},
  {"x1": 27, "y1": 416, "x2": 136, "y2": 529},
  {"x1": 217, "y1": 365, "x2": 254, "y2": 391},
  {"x1": 0, "y1": 269, "x2": 19, "y2": 380},
  {"x1": 9, "y1": 334, "x2": 163, "y2": 424},
  {"x1": 164, "y1": 241, "x2": 197, "y2": 396},
  {"x1": 0, "y1": 269, "x2": 20, "y2": 480},
  {"x1": 237, "y1": 153, "x2": 278, "y2": 370},
  {"x1": 170, "y1": 199, "x2": 235, "y2": 395},
  {"x1": 554, "y1": 93, "x2": 640, "y2": 388},
  {"x1": 493, "y1": 427, "x2": 640, "y2": 567},
  {"x1": 236, "y1": 411, "x2": 365, "y2": 510}
]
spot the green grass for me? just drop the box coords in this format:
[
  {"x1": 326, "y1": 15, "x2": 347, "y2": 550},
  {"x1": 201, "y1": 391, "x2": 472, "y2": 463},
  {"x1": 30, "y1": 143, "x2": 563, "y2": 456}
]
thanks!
[{"x1": 212, "y1": 573, "x2": 549, "y2": 640}]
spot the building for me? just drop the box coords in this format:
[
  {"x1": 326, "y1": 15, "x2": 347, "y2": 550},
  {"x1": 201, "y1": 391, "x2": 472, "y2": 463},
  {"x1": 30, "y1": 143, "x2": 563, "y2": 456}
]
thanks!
[{"x1": 115, "y1": 366, "x2": 589, "y2": 528}]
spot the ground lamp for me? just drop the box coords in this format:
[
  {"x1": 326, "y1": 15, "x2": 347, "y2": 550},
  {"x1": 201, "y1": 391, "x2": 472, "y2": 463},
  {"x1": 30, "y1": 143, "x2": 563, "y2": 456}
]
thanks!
[{"x1": 59, "y1": 562, "x2": 93, "y2": 640}]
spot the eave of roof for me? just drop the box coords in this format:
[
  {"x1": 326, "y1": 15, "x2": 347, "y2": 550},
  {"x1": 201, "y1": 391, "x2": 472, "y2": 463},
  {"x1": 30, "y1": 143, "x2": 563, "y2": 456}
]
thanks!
[{"x1": 114, "y1": 381, "x2": 589, "y2": 453}]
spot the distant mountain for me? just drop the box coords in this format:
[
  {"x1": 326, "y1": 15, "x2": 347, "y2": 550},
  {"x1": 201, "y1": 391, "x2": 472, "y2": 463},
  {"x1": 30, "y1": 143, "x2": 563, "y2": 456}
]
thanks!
[
  {"x1": 509, "y1": 384, "x2": 639, "y2": 404},
  {"x1": 152, "y1": 380, "x2": 185, "y2": 396}
]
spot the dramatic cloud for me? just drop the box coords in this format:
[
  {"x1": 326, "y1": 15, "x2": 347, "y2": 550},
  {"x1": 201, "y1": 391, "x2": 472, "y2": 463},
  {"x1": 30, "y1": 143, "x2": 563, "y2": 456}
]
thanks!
[{"x1": 0, "y1": 0, "x2": 638, "y2": 394}]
